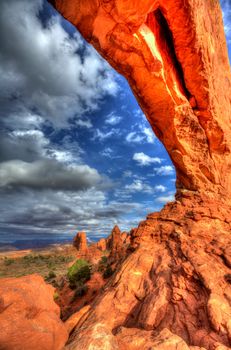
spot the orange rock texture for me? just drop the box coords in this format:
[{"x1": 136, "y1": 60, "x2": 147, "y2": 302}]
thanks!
[
  {"x1": 49, "y1": 1, "x2": 231, "y2": 349},
  {"x1": 0, "y1": 274, "x2": 68, "y2": 350}
]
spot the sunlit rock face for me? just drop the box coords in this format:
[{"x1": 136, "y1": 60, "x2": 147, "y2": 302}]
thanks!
[
  {"x1": 49, "y1": 1, "x2": 231, "y2": 349},
  {"x1": 50, "y1": 0, "x2": 231, "y2": 200},
  {"x1": 0, "y1": 274, "x2": 68, "y2": 350}
]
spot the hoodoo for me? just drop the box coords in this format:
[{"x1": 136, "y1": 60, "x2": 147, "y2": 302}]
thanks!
[
  {"x1": 49, "y1": 1, "x2": 231, "y2": 349},
  {"x1": 73, "y1": 232, "x2": 88, "y2": 252}
]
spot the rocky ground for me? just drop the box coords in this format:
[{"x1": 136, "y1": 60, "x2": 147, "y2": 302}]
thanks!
[
  {"x1": 0, "y1": 219, "x2": 231, "y2": 350},
  {"x1": 0, "y1": 226, "x2": 131, "y2": 349}
]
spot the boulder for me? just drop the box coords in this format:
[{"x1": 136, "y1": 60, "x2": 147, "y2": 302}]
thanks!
[{"x1": 0, "y1": 274, "x2": 68, "y2": 350}]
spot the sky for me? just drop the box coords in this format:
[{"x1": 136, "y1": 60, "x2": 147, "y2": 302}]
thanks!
[{"x1": 0, "y1": 0, "x2": 230, "y2": 246}]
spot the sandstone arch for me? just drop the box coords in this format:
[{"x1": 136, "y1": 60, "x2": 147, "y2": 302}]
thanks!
[{"x1": 49, "y1": 1, "x2": 231, "y2": 349}]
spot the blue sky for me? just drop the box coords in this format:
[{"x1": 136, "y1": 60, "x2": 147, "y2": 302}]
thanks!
[{"x1": 0, "y1": 0, "x2": 230, "y2": 244}]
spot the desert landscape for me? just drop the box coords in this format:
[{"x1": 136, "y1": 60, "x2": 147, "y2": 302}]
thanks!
[{"x1": 0, "y1": 0, "x2": 231, "y2": 349}]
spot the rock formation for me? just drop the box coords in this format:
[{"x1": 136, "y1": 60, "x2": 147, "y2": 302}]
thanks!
[
  {"x1": 73, "y1": 232, "x2": 88, "y2": 252},
  {"x1": 96, "y1": 238, "x2": 107, "y2": 251},
  {"x1": 0, "y1": 274, "x2": 68, "y2": 350},
  {"x1": 49, "y1": 1, "x2": 231, "y2": 349},
  {"x1": 107, "y1": 225, "x2": 122, "y2": 250}
]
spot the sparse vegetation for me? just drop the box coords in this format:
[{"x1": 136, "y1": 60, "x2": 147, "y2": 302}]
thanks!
[
  {"x1": 98, "y1": 255, "x2": 108, "y2": 272},
  {"x1": 98, "y1": 255, "x2": 114, "y2": 279},
  {"x1": 53, "y1": 291, "x2": 59, "y2": 301},
  {"x1": 67, "y1": 259, "x2": 91, "y2": 288},
  {"x1": 100, "y1": 256, "x2": 108, "y2": 264},
  {"x1": 71, "y1": 283, "x2": 89, "y2": 302},
  {"x1": 4, "y1": 258, "x2": 15, "y2": 266},
  {"x1": 0, "y1": 252, "x2": 75, "y2": 279},
  {"x1": 45, "y1": 270, "x2": 57, "y2": 281}
]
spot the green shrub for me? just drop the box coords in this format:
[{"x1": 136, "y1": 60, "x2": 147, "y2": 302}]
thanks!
[
  {"x1": 98, "y1": 255, "x2": 108, "y2": 272},
  {"x1": 48, "y1": 271, "x2": 56, "y2": 279},
  {"x1": 53, "y1": 291, "x2": 59, "y2": 301},
  {"x1": 71, "y1": 284, "x2": 88, "y2": 302},
  {"x1": 100, "y1": 256, "x2": 108, "y2": 264},
  {"x1": 67, "y1": 259, "x2": 91, "y2": 287},
  {"x1": 103, "y1": 265, "x2": 114, "y2": 279}
]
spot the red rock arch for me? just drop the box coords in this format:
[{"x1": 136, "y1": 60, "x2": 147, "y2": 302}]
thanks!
[
  {"x1": 50, "y1": 0, "x2": 231, "y2": 200},
  {"x1": 49, "y1": 1, "x2": 231, "y2": 349}
]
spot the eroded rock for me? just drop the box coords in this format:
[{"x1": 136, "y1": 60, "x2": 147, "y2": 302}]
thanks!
[{"x1": 0, "y1": 274, "x2": 68, "y2": 350}]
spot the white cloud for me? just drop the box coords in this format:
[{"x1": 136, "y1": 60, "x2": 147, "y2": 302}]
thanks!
[
  {"x1": 126, "y1": 132, "x2": 144, "y2": 143},
  {"x1": 105, "y1": 112, "x2": 122, "y2": 126},
  {"x1": 142, "y1": 127, "x2": 156, "y2": 143},
  {"x1": 123, "y1": 170, "x2": 133, "y2": 178},
  {"x1": 154, "y1": 165, "x2": 175, "y2": 176},
  {"x1": 101, "y1": 147, "x2": 113, "y2": 157},
  {"x1": 155, "y1": 194, "x2": 175, "y2": 203},
  {"x1": 125, "y1": 179, "x2": 153, "y2": 194},
  {"x1": 92, "y1": 128, "x2": 119, "y2": 141},
  {"x1": 126, "y1": 127, "x2": 156, "y2": 144},
  {"x1": 133, "y1": 152, "x2": 162, "y2": 166},
  {"x1": 154, "y1": 185, "x2": 166, "y2": 192},
  {"x1": 75, "y1": 119, "x2": 93, "y2": 128}
]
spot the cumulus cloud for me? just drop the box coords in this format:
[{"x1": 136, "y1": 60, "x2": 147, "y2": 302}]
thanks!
[
  {"x1": 142, "y1": 127, "x2": 156, "y2": 143},
  {"x1": 154, "y1": 165, "x2": 175, "y2": 176},
  {"x1": 133, "y1": 152, "x2": 162, "y2": 166},
  {"x1": 155, "y1": 194, "x2": 175, "y2": 203},
  {"x1": 125, "y1": 179, "x2": 153, "y2": 194},
  {"x1": 154, "y1": 185, "x2": 166, "y2": 193},
  {"x1": 0, "y1": 0, "x2": 180, "y2": 242},
  {"x1": 0, "y1": 160, "x2": 101, "y2": 191},
  {"x1": 0, "y1": 0, "x2": 118, "y2": 128}
]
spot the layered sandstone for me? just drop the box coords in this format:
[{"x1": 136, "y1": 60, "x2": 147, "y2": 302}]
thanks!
[
  {"x1": 49, "y1": 0, "x2": 231, "y2": 349},
  {"x1": 0, "y1": 274, "x2": 68, "y2": 350}
]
